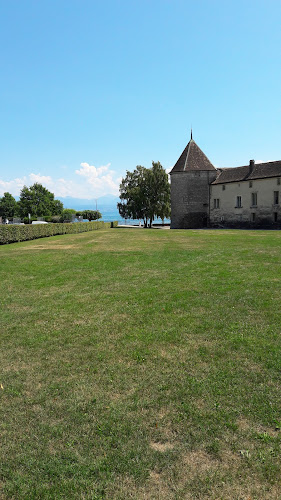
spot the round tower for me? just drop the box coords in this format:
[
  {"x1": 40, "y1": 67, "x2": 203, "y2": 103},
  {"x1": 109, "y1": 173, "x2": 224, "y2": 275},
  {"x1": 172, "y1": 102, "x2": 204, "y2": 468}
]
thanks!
[{"x1": 170, "y1": 135, "x2": 217, "y2": 229}]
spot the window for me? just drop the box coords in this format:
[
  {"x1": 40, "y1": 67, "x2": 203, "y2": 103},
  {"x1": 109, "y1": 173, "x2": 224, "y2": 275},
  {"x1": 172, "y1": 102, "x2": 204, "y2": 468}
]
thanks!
[
  {"x1": 249, "y1": 181, "x2": 253, "y2": 188},
  {"x1": 222, "y1": 185, "x2": 225, "y2": 191},
  {"x1": 236, "y1": 196, "x2": 242, "y2": 208},
  {"x1": 277, "y1": 178, "x2": 280, "y2": 185},
  {"x1": 214, "y1": 199, "x2": 220, "y2": 209},
  {"x1": 251, "y1": 213, "x2": 256, "y2": 222},
  {"x1": 251, "y1": 192, "x2": 257, "y2": 206},
  {"x1": 274, "y1": 212, "x2": 278, "y2": 223},
  {"x1": 274, "y1": 191, "x2": 279, "y2": 205}
]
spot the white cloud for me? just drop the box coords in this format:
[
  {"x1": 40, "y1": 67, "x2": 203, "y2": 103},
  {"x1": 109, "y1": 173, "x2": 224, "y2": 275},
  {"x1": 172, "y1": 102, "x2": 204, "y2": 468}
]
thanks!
[
  {"x1": 29, "y1": 173, "x2": 53, "y2": 186},
  {"x1": 0, "y1": 177, "x2": 27, "y2": 196},
  {"x1": 0, "y1": 161, "x2": 121, "y2": 199},
  {"x1": 75, "y1": 162, "x2": 120, "y2": 196}
]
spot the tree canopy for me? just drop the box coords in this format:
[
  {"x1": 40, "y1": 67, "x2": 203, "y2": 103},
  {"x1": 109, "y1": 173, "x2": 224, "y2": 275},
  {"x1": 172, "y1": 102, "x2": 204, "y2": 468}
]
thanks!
[
  {"x1": 82, "y1": 210, "x2": 102, "y2": 221},
  {"x1": 117, "y1": 162, "x2": 170, "y2": 227},
  {"x1": 18, "y1": 183, "x2": 63, "y2": 217},
  {"x1": 0, "y1": 192, "x2": 18, "y2": 219}
]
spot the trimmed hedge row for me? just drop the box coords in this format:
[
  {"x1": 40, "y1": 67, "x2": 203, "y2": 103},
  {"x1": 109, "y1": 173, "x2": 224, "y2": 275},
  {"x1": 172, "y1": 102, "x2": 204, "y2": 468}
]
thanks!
[{"x1": 0, "y1": 221, "x2": 117, "y2": 245}]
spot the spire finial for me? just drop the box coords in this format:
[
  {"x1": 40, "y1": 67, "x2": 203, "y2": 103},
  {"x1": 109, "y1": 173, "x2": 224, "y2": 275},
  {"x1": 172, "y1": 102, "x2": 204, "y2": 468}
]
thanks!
[{"x1": 191, "y1": 127, "x2": 193, "y2": 140}]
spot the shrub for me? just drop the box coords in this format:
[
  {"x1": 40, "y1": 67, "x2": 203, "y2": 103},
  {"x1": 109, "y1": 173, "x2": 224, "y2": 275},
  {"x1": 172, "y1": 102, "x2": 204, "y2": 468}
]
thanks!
[
  {"x1": 0, "y1": 221, "x2": 109, "y2": 245},
  {"x1": 111, "y1": 221, "x2": 118, "y2": 228},
  {"x1": 51, "y1": 215, "x2": 63, "y2": 223}
]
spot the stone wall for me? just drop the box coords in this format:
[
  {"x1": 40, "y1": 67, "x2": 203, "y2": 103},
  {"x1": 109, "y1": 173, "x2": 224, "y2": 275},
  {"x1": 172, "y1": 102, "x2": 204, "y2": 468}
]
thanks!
[
  {"x1": 171, "y1": 170, "x2": 217, "y2": 228},
  {"x1": 210, "y1": 177, "x2": 281, "y2": 228}
]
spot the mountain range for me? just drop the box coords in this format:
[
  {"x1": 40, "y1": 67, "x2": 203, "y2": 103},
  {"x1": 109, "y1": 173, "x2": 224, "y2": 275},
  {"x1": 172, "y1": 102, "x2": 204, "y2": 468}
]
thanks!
[{"x1": 58, "y1": 194, "x2": 120, "y2": 210}]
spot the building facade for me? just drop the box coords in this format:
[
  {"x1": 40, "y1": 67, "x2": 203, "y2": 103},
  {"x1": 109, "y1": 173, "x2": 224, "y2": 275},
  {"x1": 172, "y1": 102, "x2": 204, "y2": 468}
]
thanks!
[{"x1": 170, "y1": 136, "x2": 281, "y2": 229}]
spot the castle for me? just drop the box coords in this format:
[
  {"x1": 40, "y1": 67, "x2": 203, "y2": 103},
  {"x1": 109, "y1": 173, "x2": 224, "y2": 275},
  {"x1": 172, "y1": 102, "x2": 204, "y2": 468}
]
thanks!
[{"x1": 170, "y1": 134, "x2": 281, "y2": 229}]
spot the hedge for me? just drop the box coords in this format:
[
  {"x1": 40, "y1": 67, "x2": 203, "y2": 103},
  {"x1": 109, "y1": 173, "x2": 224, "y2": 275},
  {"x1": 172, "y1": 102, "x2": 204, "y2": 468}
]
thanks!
[{"x1": 0, "y1": 221, "x2": 118, "y2": 245}]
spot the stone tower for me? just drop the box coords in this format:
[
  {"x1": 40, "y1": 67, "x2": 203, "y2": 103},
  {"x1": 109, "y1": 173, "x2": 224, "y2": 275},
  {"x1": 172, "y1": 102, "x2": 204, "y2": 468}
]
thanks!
[{"x1": 170, "y1": 135, "x2": 217, "y2": 229}]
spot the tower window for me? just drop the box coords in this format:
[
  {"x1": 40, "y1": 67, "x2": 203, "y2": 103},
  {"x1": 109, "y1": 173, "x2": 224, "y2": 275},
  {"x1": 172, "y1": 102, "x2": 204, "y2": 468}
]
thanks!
[
  {"x1": 274, "y1": 212, "x2": 278, "y2": 222},
  {"x1": 214, "y1": 199, "x2": 220, "y2": 209},
  {"x1": 249, "y1": 181, "x2": 253, "y2": 188},
  {"x1": 274, "y1": 191, "x2": 279, "y2": 205},
  {"x1": 222, "y1": 185, "x2": 226, "y2": 191},
  {"x1": 277, "y1": 178, "x2": 280, "y2": 185},
  {"x1": 251, "y1": 213, "x2": 256, "y2": 222}
]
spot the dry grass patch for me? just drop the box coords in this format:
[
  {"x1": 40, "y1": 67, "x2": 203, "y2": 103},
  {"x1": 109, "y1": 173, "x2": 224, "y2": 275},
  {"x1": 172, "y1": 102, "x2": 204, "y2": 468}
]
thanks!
[
  {"x1": 150, "y1": 441, "x2": 175, "y2": 452},
  {"x1": 20, "y1": 244, "x2": 78, "y2": 250},
  {"x1": 182, "y1": 449, "x2": 224, "y2": 473}
]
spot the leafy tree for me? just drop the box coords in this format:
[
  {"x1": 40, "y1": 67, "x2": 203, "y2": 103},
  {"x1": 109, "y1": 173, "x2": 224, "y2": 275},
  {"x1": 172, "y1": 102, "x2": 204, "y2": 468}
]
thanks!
[
  {"x1": 63, "y1": 209, "x2": 77, "y2": 215},
  {"x1": 82, "y1": 210, "x2": 102, "y2": 221},
  {"x1": 62, "y1": 208, "x2": 77, "y2": 221},
  {"x1": 18, "y1": 183, "x2": 63, "y2": 217},
  {"x1": 0, "y1": 192, "x2": 19, "y2": 219},
  {"x1": 145, "y1": 161, "x2": 171, "y2": 227},
  {"x1": 118, "y1": 166, "x2": 149, "y2": 226},
  {"x1": 118, "y1": 162, "x2": 170, "y2": 227}
]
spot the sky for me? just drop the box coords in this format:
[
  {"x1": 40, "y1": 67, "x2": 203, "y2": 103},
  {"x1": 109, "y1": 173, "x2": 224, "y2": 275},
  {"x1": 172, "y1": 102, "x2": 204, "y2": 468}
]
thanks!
[{"x1": 1, "y1": 0, "x2": 281, "y2": 200}]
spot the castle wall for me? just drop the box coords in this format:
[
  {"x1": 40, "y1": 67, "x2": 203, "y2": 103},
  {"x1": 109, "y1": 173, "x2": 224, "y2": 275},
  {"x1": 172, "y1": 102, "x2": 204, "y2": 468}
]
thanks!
[
  {"x1": 171, "y1": 170, "x2": 217, "y2": 229},
  {"x1": 210, "y1": 177, "x2": 281, "y2": 228}
]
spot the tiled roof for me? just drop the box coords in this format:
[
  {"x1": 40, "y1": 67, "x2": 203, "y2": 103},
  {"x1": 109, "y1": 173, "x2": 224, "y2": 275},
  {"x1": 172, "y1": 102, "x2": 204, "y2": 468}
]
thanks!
[
  {"x1": 170, "y1": 139, "x2": 216, "y2": 173},
  {"x1": 212, "y1": 160, "x2": 281, "y2": 184}
]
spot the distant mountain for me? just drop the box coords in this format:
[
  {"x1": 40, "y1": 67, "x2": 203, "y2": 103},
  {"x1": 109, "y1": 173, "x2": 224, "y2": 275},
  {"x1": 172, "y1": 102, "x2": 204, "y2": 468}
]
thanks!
[
  {"x1": 59, "y1": 194, "x2": 120, "y2": 210},
  {"x1": 97, "y1": 194, "x2": 120, "y2": 206}
]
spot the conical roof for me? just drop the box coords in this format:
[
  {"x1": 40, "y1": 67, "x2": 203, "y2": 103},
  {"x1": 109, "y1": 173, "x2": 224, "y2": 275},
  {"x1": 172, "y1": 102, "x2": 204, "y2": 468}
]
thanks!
[{"x1": 170, "y1": 138, "x2": 216, "y2": 173}]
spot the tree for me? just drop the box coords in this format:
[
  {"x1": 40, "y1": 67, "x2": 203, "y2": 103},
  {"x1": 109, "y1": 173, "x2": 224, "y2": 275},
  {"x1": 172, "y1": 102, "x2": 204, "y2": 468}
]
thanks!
[
  {"x1": 63, "y1": 209, "x2": 76, "y2": 215},
  {"x1": 82, "y1": 210, "x2": 102, "y2": 221},
  {"x1": 118, "y1": 166, "x2": 150, "y2": 226},
  {"x1": 0, "y1": 192, "x2": 19, "y2": 219},
  {"x1": 18, "y1": 183, "x2": 63, "y2": 217},
  {"x1": 62, "y1": 208, "x2": 77, "y2": 221},
  {"x1": 145, "y1": 162, "x2": 171, "y2": 227},
  {"x1": 118, "y1": 162, "x2": 170, "y2": 227}
]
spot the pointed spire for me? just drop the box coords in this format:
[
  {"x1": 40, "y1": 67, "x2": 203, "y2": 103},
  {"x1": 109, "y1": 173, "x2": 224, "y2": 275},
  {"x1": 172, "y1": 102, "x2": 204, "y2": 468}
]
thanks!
[
  {"x1": 170, "y1": 136, "x2": 216, "y2": 173},
  {"x1": 191, "y1": 127, "x2": 193, "y2": 140}
]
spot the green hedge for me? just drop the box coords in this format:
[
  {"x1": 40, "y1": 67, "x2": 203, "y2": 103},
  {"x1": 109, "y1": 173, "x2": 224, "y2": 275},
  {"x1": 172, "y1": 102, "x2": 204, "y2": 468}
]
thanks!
[
  {"x1": 111, "y1": 221, "x2": 118, "y2": 228},
  {"x1": 0, "y1": 221, "x2": 113, "y2": 245}
]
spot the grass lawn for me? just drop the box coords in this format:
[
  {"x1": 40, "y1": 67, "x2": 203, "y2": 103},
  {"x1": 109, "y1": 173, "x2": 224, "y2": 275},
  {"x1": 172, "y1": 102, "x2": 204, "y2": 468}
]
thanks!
[{"x1": 0, "y1": 228, "x2": 280, "y2": 499}]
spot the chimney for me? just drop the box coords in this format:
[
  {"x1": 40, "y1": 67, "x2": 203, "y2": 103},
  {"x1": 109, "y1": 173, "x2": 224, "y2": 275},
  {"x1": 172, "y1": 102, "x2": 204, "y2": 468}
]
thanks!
[{"x1": 249, "y1": 159, "x2": 255, "y2": 174}]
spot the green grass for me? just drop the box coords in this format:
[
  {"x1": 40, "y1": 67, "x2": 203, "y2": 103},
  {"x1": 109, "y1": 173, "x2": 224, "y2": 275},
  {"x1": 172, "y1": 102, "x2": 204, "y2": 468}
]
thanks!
[{"x1": 0, "y1": 228, "x2": 280, "y2": 499}]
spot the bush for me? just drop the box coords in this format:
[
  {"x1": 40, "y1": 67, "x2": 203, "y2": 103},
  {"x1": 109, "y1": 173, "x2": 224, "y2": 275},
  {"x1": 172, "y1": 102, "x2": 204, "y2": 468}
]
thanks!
[
  {"x1": 0, "y1": 221, "x2": 110, "y2": 245},
  {"x1": 111, "y1": 221, "x2": 118, "y2": 228},
  {"x1": 51, "y1": 215, "x2": 63, "y2": 223},
  {"x1": 82, "y1": 210, "x2": 102, "y2": 221}
]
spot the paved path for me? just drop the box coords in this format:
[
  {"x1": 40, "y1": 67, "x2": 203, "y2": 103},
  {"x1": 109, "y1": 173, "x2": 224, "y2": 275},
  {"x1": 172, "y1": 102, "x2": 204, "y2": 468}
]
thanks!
[{"x1": 117, "y1": 225, "x2": 170, "y2": 229}]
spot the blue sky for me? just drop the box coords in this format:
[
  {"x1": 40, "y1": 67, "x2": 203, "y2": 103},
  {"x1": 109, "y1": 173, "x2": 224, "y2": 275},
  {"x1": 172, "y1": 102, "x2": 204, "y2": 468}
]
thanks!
[{"x1": 1, "y1": 0, "x2": 281, "y2": 199}]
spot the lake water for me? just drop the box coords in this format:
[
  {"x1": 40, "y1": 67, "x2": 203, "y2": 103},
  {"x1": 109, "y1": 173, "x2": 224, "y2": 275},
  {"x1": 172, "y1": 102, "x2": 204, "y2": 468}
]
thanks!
[{"x1": 90, "y1": 205, "x2": 170, "y2": 225}]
